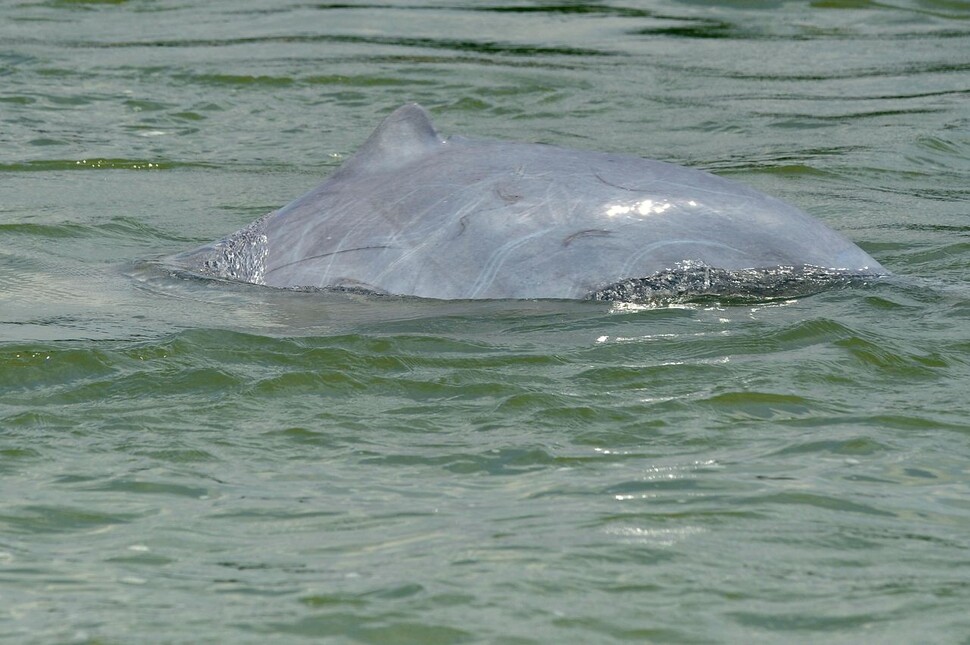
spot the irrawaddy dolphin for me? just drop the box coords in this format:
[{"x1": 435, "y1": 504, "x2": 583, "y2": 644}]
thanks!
[{"x1": 174, "y1": 103, "x2": 887, "y2": 300}]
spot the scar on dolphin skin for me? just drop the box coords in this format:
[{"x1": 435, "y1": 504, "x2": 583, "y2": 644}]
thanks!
[
  {"x1": 594, "y1": 172, "x2": 647, "y2": 192},
  {"x1": 265, "y1": 245, "x2": 393, "y2": 276},
  {"x1": 454, "y1": 214, "x2": 470, "y2": 238},
  {"x1": 562, "y1": 229, "x2": 613, "y2": 247},
  {"x1": 495, "y1": 185, "x2": 523, "y2": 204}
]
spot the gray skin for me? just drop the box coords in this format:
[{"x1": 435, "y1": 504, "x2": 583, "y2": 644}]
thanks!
[{"x1": 176, "y1": 103, "x2": 886, "y2": 300}]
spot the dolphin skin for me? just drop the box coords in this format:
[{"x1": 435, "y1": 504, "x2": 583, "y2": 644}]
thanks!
[{"x1": 175, "y1": 104, "x2": 886, "y2": 300}]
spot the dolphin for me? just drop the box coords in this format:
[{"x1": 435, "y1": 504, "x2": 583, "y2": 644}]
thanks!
[{"x1": 174, "y1": 103, "x2": 886, "y2": 300}]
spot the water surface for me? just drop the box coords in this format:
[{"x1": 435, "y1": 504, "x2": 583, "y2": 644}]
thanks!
[{"x1": 2, "y1": 1, "x2": 970, "y2": 643}]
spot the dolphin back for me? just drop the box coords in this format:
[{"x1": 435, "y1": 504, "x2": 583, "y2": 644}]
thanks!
[{"x1": 174, "y1": 104, "x2": 887, "y2": 301}]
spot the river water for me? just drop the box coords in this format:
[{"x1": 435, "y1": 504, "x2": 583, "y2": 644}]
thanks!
[{"x1": 2, "y1": 1, "x2": 969, "y2": 643}]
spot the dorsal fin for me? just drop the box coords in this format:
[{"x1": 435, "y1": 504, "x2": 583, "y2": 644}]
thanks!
[{"x1": 338, "y1": 104, "x2": 445, "y2": 175}]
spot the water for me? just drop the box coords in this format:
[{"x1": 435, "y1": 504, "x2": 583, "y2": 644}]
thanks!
[{"x1": 2, "y1": 1, "x2": 969, "y2": 642}]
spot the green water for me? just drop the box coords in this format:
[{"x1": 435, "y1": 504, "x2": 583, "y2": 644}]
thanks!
[{"x1": 2, "y1": 1, "x2": 970, "y2": 643}]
